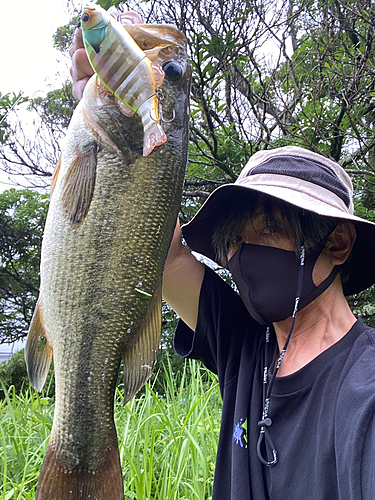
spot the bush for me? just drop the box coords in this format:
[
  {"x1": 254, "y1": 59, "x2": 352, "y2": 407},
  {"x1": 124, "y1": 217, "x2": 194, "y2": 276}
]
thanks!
[
  {"x1": 0, "y1": 349, "x2": 29, "y2": 397},
  {"x1": 0, "y1": 348, "x2": 55, "y2": 399}
]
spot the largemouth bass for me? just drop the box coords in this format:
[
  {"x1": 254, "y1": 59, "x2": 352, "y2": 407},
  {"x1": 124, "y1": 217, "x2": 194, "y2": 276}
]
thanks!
[
  {"x1": 81, "y1": 4, "x2": 166, "y2": 157},
  {"x1": 25, "y1": 18, "x2": 191, "y2": 500}
]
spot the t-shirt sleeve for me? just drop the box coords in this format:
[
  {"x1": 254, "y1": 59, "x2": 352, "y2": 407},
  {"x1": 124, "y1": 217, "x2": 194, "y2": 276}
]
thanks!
[
  {"x1": 360, "y1": 411, "x2": 375, "y2": 499},
  {"x1": 174, "y1": 265, "x2": 260, "y2": 378},
  {"x1": 335, "y1": 330, "x2": 375, "y2": 499}
]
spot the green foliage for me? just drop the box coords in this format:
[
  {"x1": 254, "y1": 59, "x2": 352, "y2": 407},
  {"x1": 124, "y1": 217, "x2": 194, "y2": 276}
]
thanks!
[
  {"x1": 52, "y1": 15, "x2": 80, "y2": 53},
  {"x1": 0, "y1": 350, "x2": 28, "y2": 397},
  {"x1": 0, "y1": 190, "x2": 48, "y2": 343},
  {"x1": 0, "y1": 350, "x2": 55, "y2": 400},
  {"x1": 118, "y1": 360, "x2": 220, "y2": 499},
  {"x1": 348, "y1": 286, "x2": 375, "y2": 328},
  {"x1": 0, "y1": 92, "x2": 28, "y2": 144},
  {"x1": 0, "y1": 385, "x2": 53, "y2": 499},
  {"x1": 0, "y1": 360, "x2": 220, "y2": 499},
  {"x1": 29, "y1": 83, "x2": 77, "y2": 130},
  {"x1": 97, "y1": 0, "x2": 125, "y2": 9}
]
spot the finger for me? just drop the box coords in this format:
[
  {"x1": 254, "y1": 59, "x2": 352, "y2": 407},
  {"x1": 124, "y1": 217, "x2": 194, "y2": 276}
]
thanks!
[
  {"x1": 69, "y1": 27, "x2": 85, "y2": 58},
  {"x1": 72, "y1": 48, "x2": 94, "y2": 81},
  {"x1": 72, "y1": 76, "x2": 91, "y2": 101}
]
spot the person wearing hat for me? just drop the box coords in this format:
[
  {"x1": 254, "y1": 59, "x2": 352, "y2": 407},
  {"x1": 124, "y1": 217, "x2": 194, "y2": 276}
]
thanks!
[
  {"x1": 162, "y1": 146, "x2": 375, "y2": 500},
  {"x1": 70, "y1": 18, "x2": 375, "y2": 500}
]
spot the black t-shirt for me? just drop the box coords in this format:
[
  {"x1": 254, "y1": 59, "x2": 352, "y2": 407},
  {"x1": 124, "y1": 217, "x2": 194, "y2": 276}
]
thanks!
[{"x1": 174, "y1": 267, "x2": 375, "y2": 500}]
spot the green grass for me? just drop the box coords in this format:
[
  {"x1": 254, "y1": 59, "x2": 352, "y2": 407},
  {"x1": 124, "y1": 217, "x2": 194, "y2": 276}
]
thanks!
[{"x1": 0, "y1": 360, "x2": 221, "y2": 499}]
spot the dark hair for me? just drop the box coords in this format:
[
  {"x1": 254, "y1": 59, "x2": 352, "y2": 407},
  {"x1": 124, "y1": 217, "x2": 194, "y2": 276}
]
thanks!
[{"x1": 211, "y1": 192, "x2": 351, "y2": 280}]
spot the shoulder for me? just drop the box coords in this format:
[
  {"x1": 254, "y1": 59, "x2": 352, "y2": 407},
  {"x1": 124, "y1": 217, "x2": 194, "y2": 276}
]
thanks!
[
  {"x1": 334, "y1": 322, "x2": 375, "y2": 497},
  {"x1": 337, "y1": 320, "x2": 375, "y2": 393},
  {"x1": 340, "y1": 320, "x2": 375, "y2": 381},
  {"x1": 335, "y1": 320, "x2": 375, "y2": 425}
]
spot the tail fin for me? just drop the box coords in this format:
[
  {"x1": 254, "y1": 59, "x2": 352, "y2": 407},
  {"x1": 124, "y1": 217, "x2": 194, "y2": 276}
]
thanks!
[
  {"x1": 143, "y1": 122, "x2": 167, "y2": 156},
  {"x1": 35, "y1": 441, "x2": 124, "y2": 500}
]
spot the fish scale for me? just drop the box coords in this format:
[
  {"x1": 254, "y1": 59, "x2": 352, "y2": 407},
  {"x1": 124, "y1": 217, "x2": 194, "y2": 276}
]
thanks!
[{"x1": 25, "y1": 20, "x2": 191, "y2": 500}]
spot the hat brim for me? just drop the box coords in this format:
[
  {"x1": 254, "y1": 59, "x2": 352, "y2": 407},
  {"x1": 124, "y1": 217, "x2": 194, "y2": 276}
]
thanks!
[{"x1": 182, "y1": 182, "x2": 375, "y2": 296}]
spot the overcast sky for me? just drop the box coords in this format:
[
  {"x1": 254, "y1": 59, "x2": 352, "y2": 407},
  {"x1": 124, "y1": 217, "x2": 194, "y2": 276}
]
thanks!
[
  {"x1": 1, "y1": 0, "x2": 72, "y2": 96},
  {"x1": 0, "y1": 0, "x2": 73, "y2": 192}
]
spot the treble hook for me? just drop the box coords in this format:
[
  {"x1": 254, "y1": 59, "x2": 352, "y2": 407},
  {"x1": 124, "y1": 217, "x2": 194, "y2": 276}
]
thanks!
[
  {"x1": 149, "y1": 109, "x2": 159, "y2": 123},
  {"x1": 157, "y1": 89, "x2": 175, "y2": 123},
  {"x1": 160, "y1": 106, "x2": 175, "y2": 123},
  {"x1": 148, "y1": 103, "x2": 176, "y2": 124}
]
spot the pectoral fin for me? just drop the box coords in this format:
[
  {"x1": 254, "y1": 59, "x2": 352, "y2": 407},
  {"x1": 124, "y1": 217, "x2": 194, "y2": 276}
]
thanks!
[
  {"x1": 122, "y1": 290, "x2": 162, "y2": 404},
  {"x1": 60, "y1": 143, "x2": 97, "y2": 228},
  {"x1": 25, "y1": 300, "x2": 53, "y2": 392}
]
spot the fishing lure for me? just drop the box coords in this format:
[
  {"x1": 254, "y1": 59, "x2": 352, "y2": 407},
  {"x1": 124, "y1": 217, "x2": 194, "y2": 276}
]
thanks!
[{"x1": 81, "y1": 3, "x2": 167, "y2": 156}]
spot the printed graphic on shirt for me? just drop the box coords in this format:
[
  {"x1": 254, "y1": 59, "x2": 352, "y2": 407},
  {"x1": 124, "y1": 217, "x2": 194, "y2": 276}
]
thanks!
[{"x1": 233, "y1": 417, "x2": 248, "y2": 448}]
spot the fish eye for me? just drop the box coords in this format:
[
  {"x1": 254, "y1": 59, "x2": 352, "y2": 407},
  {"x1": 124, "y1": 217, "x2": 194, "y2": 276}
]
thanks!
[
  {"x1": 82, "y1": 13, "x2": 90, "y2": 22},
  {"x1": 162, "y1": 61, "x2": 183, "y2": 81}
]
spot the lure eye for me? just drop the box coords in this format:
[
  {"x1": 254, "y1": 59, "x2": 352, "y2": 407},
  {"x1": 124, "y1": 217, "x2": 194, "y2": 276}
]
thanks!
[
  {"x1": 162, "y1": 61, "x2": 183, "y2": 81},
  {"x1": 82, "y1": 13, "x2": 90, "y2": 22}
]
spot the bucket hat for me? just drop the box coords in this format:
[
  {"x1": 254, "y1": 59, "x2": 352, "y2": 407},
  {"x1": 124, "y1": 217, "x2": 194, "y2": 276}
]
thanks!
[{"x1": 182, "y1": 146, "x2": 375, "y2": 296}]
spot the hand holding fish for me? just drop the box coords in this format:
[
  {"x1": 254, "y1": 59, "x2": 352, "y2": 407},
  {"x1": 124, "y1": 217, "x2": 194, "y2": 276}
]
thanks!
[
  {"x1": 69, "y1": 28, "x2": 94, "y2": 100},
  {"x1": 69, "y1": 11, "x2": 144, "y2": 101}
]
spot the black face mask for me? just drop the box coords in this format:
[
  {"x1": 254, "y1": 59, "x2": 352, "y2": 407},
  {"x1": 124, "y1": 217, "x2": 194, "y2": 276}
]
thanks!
[{"x1": 228, "y1": 242, "x2": 339, "y2": 325}]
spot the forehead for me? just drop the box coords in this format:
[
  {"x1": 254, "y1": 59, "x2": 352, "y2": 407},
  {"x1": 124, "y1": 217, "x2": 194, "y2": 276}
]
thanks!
[{"x1": 239, "y1": 195, "x2": 296, "y2": 226}]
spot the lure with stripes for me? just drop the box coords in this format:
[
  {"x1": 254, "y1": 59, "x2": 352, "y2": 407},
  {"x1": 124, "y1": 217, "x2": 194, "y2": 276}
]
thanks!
[{"x1": 81, "y1": 3, "x2": 167, "y2": 157}]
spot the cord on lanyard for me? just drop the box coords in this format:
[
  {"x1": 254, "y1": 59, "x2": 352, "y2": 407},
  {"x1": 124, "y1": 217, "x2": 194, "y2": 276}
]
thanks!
[{"x1": 256, "y1": 245, "x2": 305, "y2": 466}]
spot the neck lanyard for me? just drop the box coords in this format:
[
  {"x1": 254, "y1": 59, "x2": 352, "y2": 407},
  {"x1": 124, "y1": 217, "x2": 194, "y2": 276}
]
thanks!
[{"x1": 256, "y1": 245, "x2": 305, "y2": 466}]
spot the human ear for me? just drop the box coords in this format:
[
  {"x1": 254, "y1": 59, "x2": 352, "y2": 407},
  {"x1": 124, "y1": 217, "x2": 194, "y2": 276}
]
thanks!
[{"x1": 326, "y1": 222, "x2": 356, "y2": 266}]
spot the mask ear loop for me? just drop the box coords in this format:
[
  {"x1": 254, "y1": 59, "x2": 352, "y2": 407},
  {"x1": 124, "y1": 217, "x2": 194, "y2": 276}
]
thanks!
[{"x1": 256, "y1": 245, "x2": 305, "y2": 466}]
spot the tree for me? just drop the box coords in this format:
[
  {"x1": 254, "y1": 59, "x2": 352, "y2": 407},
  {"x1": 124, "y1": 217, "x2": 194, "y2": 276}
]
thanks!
[
  {"x1": 0, "y1": 189, "x2": 48, "y2": 343},
  {"x1": 0, "y1": 92, "x2": 28, "y2": 144},
  {"x1": 0, "y1": 86, "x2": 75, "y2": 189}
]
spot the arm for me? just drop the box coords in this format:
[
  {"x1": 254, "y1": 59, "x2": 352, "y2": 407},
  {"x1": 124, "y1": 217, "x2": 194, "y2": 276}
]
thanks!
[
  {"x1": 162, "y1": 219, "x2": 205, "y2": 331},
  {"x1": 361, "y1": 411, "x2": 375, "y2": 500}
]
